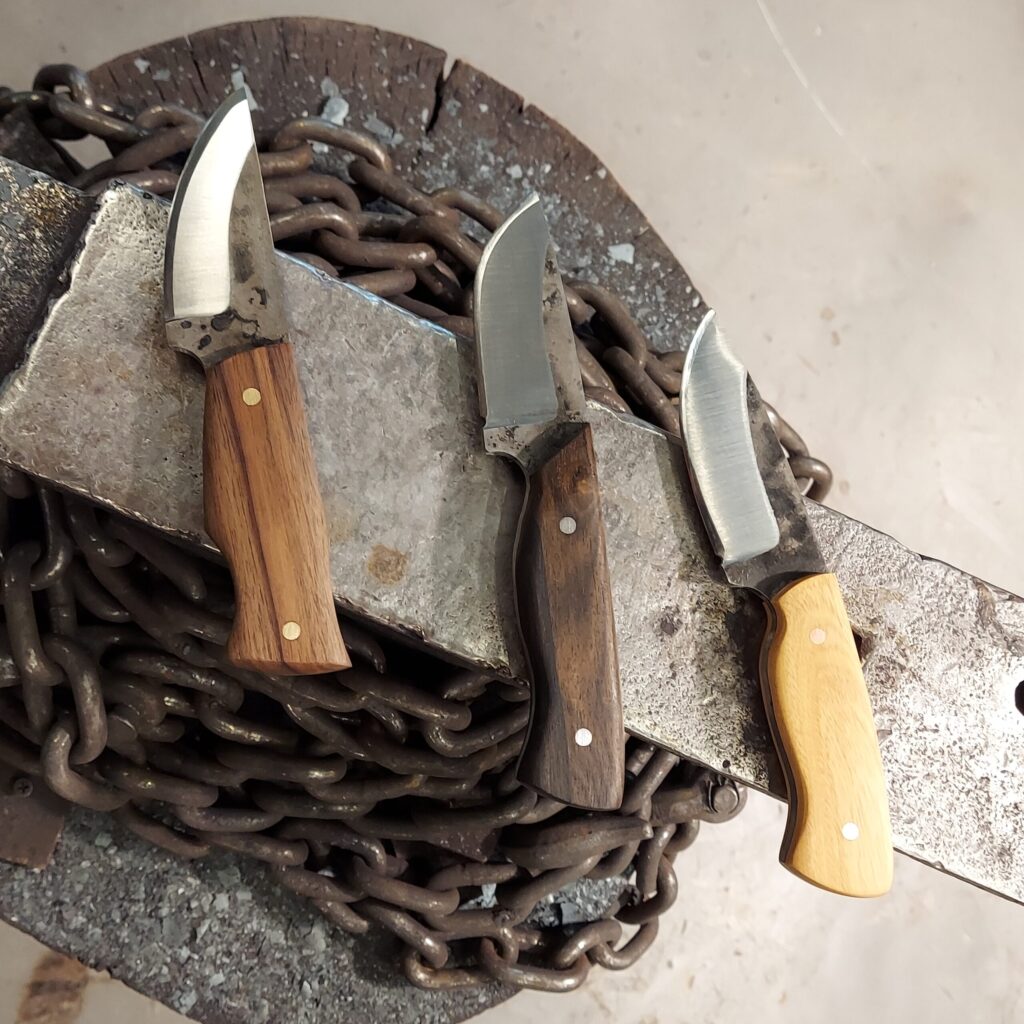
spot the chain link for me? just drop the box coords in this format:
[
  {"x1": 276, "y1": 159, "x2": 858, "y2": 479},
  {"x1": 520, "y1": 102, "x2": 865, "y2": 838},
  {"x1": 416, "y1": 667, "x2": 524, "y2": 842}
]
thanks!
[
  {"x1": 0, "y1": 472, "x2": 745, "y2": 991},
  {"x1": 0, "y1": 64, "x2": 833, "y2": 993}
]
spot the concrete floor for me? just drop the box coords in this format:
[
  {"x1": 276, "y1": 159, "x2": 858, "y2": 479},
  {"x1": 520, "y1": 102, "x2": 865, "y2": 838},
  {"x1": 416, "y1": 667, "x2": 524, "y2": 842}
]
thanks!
[{"x1": 2, "y1": 1, "x2": 1023, "y2": 1021}]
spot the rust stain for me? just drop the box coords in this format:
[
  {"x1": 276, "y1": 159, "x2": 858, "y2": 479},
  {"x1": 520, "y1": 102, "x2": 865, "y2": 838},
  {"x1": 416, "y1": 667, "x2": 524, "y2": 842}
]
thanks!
[
  {"x1": 326, "y1": 502, "x2": 358, "y2": 545},
  {"x1": 367, "y1": 544, "x2": 409, "y2": 585},
  {"x1": 136, "y1": 276, "x2": 162, "y2": 301},
  {"x1": 16, "y1": 951, "x2": 89, "y2": 1024}
]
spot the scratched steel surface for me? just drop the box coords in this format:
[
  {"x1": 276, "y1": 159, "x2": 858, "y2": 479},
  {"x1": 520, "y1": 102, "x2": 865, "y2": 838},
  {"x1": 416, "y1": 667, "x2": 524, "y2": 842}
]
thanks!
[{"x1": 1, "y1": 174, "x2": 1023, "y2": 902}]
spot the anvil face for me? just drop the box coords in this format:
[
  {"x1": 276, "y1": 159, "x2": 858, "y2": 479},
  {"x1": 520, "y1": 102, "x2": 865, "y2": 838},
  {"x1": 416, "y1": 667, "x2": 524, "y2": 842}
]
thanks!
[{"x1": 0, "y1": 163, "x2": 1022, "y2": 904}]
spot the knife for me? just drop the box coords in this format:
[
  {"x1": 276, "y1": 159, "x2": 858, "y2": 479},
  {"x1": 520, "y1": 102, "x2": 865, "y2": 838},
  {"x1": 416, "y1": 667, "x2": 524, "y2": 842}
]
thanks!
[
  {"x1": 474, "y1": 195, "x2": 624, "y2": 811},
  {"x1": 164, "y1": 91, "x2": 349, "y2": 676},
  {"x1": 679, "y1": 309, "x2": 892, "y2": 896}
]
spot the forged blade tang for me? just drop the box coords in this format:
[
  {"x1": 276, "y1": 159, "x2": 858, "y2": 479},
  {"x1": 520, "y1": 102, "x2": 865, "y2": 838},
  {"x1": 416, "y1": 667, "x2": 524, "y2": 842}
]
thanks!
[
  {"x1": 679, "y1": 309, "x2": 892, "y2": 898},
  {"x1": 162, "y1": 91, "x2": 348, "y2": 676},
  {"x1": 474, "y1": 196, "x2": 624, "y2": 811}
]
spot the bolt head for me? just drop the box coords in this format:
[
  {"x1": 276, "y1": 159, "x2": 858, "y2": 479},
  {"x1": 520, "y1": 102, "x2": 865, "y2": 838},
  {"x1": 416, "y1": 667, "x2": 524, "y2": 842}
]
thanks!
[{"x1": 10, "y1": 776, "x2": 33, "y2": 798}]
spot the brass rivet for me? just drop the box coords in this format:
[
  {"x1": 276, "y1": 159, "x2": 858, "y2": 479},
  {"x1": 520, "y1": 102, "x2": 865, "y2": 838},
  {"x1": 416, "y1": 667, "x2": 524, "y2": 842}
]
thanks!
[
  {"x1": 810, "y1": 628, "x2": 827, "y2": 645},
  {"x1": 282, "y1": 621, "x2": 301, "y2": 641},
  {"x1": 242, "y1": 387, "x2": 262, "y2": 406}
]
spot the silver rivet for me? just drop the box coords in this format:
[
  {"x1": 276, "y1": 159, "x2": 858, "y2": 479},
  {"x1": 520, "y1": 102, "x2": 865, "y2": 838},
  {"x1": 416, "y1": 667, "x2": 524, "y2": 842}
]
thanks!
[
  {"x1": 810, "y1": 628, "x2": 827, "y2": 645},
  {"x1": 242, "y1": 387, "x2": 262, "y2": 406},
  {"x1": 574, "y1": 727, "x2": 593, "y2": 747},
  {"x1": 559, "y1": 517, "x2": 577, "y2": 535},
  {"x1": 281, "y1": 621, "x2": 301, "y2": 641},
  {"x1": 842, "y1": 821, "x2": 860, "y2": 841}
]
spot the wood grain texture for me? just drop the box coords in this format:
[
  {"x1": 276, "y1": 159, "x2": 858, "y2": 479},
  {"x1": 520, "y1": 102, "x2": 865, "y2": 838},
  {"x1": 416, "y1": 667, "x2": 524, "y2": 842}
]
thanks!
[
  {"x1": 514, "y1": 424, "x2": 624, "y2": 810},
  {"x1": 766, "y1": 572, "x2": 892, "y2": 896},
  {"x1": 204, "y1": 342, "x2": 349, "y2": 675}
]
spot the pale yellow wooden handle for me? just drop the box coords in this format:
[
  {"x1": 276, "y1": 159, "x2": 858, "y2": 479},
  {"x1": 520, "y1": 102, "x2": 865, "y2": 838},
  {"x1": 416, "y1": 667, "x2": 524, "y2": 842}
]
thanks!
[{"x1": 766, "y1": 572, "x2": 893, "y2": 897}]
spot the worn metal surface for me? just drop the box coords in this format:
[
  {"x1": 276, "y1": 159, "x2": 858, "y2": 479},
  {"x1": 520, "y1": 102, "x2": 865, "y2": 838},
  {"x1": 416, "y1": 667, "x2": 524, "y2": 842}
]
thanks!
[
  {"x1": 0, "y1": 105, "x2": 74, "y2": 183},
  {"x1": 0, "y1": 158, "x2": 92, "y2": 382},
  {"x1": 82, "y1": 18, "x2": 703, "y2": 364},
  {"x1": 1, "y1": 179, "x2": 1022, "y2": 903}
]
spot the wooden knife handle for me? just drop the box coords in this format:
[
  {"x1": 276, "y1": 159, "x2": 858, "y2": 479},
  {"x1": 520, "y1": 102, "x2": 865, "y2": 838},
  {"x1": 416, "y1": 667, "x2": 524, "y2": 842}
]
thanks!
[
  {"x1": 203, "y1": 342, "x2": 349, "y2": 675},
  {"x1": 765, "y1": 572, "x2": 892, "y2": 896},
  {"x1": 513, "y1": 424, "x2": 625, "y2": 810}
]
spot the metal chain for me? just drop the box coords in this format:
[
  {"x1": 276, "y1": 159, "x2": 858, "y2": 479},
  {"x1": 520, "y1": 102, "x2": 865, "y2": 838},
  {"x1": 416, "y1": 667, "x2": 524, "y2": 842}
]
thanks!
[
  {"x1": 0, "y1": 469, "x2": 745, "y2": 992},
  {"x1": 0, "y1": 64, "x2": 830, "y2": 994}
]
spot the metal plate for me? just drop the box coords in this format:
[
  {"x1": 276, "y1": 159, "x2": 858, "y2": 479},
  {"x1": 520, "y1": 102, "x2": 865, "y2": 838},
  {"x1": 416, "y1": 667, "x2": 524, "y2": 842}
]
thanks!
[
  {"x1": 1, "y1": 179, "x2": 1024, "y2": 903},
  {"x1": 0, "y1": 765, "x2": 65, "y2": 869}
]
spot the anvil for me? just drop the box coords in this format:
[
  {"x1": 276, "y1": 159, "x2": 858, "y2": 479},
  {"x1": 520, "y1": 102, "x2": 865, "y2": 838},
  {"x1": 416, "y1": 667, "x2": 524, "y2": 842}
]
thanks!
[{"x1": 0, "y1": 158, "x2": 1022, "y2": 903}]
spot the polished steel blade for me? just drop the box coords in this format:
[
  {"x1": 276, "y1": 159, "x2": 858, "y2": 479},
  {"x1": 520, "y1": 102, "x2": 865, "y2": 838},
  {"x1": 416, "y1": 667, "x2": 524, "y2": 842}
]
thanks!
[
  {"x1": 680, "y1": 310, "x2": 779, "y2": 565},
  {"x1": 164, "y1": 91, "x2": 287, "y2": 368},
  {"x1": 680, "y1": 310, "x2": 826, "y2": 596},
  {"x1": 473, "y1": 195, "x2": 586, "y2": 467},
  {"x1": 164, "y1": 90, "x2": 252, "y2": 321},
  {"x1": 474, "y1": 195, "x2": 557, "y2": 432}
]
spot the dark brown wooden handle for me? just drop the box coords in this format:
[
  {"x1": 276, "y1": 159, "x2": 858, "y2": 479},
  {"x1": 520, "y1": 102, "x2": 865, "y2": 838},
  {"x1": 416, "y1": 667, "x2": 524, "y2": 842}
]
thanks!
[
  {"x1": 513, "y1": 424, "x2": 624, "y2": 810},
  {"x1": 204, "y1": 342, "x2": 349, "y2": 675},
  {"x1": 766, "y1": 572, "x2": 892, "y2": 896}
]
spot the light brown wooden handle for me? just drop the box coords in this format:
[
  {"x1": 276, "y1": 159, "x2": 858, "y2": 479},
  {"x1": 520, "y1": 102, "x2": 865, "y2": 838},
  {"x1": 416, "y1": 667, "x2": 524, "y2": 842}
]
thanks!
[
  {"x1": 514, "y1": 424, "x2": 625, "y2": 811},
  {"x1": 766, "y1": 572, "x2": 892, "y2": 896},
  {"x1": 204, "y1": 342, "x2": 349, "y2": 675}
]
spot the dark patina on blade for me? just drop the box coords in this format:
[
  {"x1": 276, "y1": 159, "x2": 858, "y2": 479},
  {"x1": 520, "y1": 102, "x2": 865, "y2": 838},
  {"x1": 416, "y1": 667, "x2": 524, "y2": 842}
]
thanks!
[{"x1": 731, "y1": 378, "x2": 826, "y2": 597}]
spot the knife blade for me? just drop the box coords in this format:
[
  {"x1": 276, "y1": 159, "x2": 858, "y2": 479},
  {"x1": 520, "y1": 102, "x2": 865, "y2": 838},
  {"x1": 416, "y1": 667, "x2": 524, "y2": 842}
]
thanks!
[
  {"x1": 164, "y1": 90, "x2": 349, "y2": 676},
  {"x1": 679, "y1": 309, "x2": 892, "y2": 897},
  {"x1": 474, "y1": 195, "x2": 625, "y2": 810}
]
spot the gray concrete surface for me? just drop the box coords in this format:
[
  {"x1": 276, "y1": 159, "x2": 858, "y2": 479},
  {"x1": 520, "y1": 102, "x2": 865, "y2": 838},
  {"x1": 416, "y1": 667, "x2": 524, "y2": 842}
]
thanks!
[{"x1": 1, "y1": 2, "x2": 1022, "y2": 1022}]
